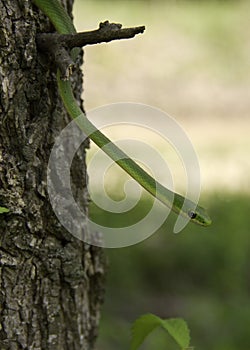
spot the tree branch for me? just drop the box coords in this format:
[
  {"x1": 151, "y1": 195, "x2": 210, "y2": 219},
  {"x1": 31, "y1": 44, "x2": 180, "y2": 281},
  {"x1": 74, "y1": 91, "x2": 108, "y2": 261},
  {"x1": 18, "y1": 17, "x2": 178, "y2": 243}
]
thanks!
[
  {"x1": 37, "y1": 20, "x2": 145, "y2": 49},
  {"x1": 37, "y1": 20, "x2": 145, "y2": 79}
]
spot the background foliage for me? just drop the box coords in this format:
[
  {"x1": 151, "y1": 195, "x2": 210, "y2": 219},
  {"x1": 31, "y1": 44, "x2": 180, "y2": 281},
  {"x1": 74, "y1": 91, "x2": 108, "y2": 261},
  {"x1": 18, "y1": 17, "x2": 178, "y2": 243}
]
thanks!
[{"x1": 73, "y1": 1, "x2": 250, "y2": 349}]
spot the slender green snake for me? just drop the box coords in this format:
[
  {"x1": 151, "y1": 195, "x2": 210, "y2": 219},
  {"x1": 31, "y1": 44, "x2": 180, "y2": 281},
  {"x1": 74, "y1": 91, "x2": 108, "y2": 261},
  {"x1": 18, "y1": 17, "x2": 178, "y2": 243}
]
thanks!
[{"x1": 32, "y1": 0, "x2": 211, "y2": 227}]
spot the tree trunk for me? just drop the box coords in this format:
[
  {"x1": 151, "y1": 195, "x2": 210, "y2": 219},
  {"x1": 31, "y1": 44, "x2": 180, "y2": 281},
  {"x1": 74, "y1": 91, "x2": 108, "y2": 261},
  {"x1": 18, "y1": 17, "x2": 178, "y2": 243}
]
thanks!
[{"x1": 0, "y1": 1, "x2": 105, "y2": 349}]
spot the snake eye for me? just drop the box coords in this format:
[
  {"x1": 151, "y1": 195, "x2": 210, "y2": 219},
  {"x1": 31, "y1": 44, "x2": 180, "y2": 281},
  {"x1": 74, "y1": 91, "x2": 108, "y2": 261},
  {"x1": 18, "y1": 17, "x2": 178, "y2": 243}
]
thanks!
[{"x1": 188, "y1": 210, "x2": 197, "y2": 219}]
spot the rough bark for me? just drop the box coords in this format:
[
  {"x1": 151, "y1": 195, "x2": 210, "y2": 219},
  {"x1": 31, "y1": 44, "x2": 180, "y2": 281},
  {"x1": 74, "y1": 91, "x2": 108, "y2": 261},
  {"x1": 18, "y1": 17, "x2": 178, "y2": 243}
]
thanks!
[{"x1": 0, "y1": 1, "x2": 105, "y2": 349}]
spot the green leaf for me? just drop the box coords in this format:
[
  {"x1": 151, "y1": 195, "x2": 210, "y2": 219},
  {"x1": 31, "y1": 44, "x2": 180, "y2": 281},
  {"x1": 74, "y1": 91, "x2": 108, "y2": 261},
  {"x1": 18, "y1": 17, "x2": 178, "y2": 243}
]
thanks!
[
  {"x1": 161, "y1": 317, "x2": 191, "y2": 348},
  {"x1": 130, "y1": 313, "x2": 191, "y2": 350},
  {"x1": 0, "y1": 206, "x2": 9, "y2": 214},
  {"x1": 130, "y1": 314, "x2": 162, "y2": 350}
]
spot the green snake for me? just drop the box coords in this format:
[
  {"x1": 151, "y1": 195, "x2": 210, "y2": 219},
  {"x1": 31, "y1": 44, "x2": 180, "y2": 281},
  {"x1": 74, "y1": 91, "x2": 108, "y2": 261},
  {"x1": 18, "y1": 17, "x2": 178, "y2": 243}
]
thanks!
[{"x1": 32, "y1": 0, "x2": 211, "y2": 227}]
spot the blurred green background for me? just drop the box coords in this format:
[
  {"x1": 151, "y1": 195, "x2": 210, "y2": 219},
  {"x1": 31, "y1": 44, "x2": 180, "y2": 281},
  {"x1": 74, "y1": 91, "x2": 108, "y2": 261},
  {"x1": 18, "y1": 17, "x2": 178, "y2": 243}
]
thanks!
[{"x1": 73, "y1": 1, "x2": 250, "y2": 349}]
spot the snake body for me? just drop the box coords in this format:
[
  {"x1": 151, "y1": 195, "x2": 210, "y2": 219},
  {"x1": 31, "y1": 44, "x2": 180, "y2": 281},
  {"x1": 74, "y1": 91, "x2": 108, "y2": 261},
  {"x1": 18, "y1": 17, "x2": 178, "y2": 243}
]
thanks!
[{"x1": 33, "y1": 0, "x2": 212, "y2": 226}]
